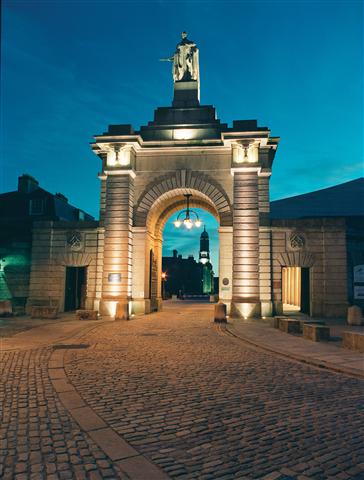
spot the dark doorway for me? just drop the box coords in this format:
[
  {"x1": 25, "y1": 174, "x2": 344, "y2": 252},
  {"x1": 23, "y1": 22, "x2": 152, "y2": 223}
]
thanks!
[
  {"x1": 64, "y1": 267, "x2": 86, "y2": 311},
  {"x1": 300, "y1": 267, "x2": 310, "y2": 315}
]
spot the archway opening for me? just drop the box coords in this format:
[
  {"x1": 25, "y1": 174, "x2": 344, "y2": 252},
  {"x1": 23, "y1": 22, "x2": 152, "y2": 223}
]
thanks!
[
  {"x1": 161, "y1": 208, "x2": 219, "y2": 302},
  {"x1": 132, "y1": 184, "x2": 233, "y2": 316}
]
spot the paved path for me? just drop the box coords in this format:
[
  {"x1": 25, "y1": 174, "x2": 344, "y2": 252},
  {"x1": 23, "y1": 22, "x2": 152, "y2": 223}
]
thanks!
[
  {"x1": 0, "y1": 316, "x2": 103, "y2": 351},
  {"x1": 1, "y1": 303, "x2": 364, "y2": 479},
  {"x1": 227, "y1": 319, "x2": 364, "y2": 378}
]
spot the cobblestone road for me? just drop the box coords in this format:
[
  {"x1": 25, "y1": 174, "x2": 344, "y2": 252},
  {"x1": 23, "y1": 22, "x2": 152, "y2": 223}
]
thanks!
[
  {"x1": 63, "y1": 303, "x2": 364, "y2": 479},
  {"x1": 0, "y1": 347, "x2": 125, "y2": 479}
]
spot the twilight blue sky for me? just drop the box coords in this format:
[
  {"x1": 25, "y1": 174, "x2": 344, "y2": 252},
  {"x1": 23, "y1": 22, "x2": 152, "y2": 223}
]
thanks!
[{"x1": 1, "y1": 0, "x2": 363, "y2": 273}]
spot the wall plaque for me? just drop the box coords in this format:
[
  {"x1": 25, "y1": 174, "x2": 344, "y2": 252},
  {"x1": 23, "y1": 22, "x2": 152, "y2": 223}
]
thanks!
[
  {"x1": 354, "y1": 265, "x2": 364, "y2": 283},
  {"x1": 289, "y1": 232, "x2": 305, "y2": 250},
  {"x1": 67, "y1": 231, "x2": 83, "y2": 251},
  {"x1": 354, "y1": 286, "x2": 364, "y2": 300},
  {"x1": 108, "y1": 273, "x2": 121, "y2": 283},
  {"x1": 222, "y1": 277, "x2": 229, "y2": 286}
]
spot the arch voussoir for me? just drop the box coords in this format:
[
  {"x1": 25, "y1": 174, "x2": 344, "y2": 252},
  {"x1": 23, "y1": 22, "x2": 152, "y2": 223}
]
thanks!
[{"x1": 134, "y1": 170, "x2": 233, "y2": 227}]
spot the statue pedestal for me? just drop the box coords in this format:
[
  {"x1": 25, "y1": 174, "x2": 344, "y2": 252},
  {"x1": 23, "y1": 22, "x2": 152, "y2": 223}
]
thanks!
[{"x1": 173, "y1": 81, "x2": 200, "y2": 107}]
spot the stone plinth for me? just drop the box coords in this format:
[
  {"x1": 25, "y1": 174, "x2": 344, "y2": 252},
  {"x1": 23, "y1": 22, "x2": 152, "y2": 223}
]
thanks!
[
  {"x1": 31, "y1": 306, "x2": 58, "y2": 319},
  {"x1": 231, "y1": 302, "x2": 261, "y2": 319},
  {"x1": 342, "y1": 331, "x2": 364, "y2": 352},
  {"x1": 76, "y1": 310, "x2": 98, "y2": 320},
  {"x1": 303, "y1": 324, "x2": 330, "y2": 342},
  {"x1": 115, "y1": 301, "x2": 129, "y2": 321},
  {"x1": 0, "y1": 300, "x2": 12, "y2": 315},
  {"x1": 172, "y1": 81, "x2": 199, "y2": 107},
  {"x1": 279, "y1": 318, "x2": 300, "y2": 334},
  {"x1": 270, "y1": 316, "x2": 286, "y2": 329},
  {"x1": 347, "y1": 305, "x2": 363, "y2": 326}
]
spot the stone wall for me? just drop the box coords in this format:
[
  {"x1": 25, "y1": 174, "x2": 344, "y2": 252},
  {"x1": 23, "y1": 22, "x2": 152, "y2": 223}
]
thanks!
[
  {"x1": 271, "y1": 218, "x2": 348, "y2": 317},
  {"x1": 27, "y1": 221, "x2": 101, "y2": 313}
]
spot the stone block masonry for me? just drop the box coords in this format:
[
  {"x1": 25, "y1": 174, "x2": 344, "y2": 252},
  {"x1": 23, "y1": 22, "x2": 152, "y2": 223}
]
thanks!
[
  {"x1": 232, "y1": 170, "x2": 261, "y2": 317},
  {"x1": 99, "y1": 173, "x2": 134, "y2": 317}
]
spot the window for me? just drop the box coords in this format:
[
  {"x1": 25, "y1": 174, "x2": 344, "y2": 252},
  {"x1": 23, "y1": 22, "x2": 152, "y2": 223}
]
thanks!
[{"x1": 29, "y1": 198, "x2": 44, "y2": 215}]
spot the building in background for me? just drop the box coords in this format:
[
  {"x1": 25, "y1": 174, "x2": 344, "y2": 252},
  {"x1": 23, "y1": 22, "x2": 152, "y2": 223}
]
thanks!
[
  {"x1": 199, "y1": 227, "x2": 215, "y2": 295},
  {"x1": 270, "y1": 178, "x2": 364, "y2": 314},
  {"x1": 162, "y1": 228, "x2": 216, "y2": 297},
  {"x1": 0, "y1": 174, "x2": 94, "y2": 313}
]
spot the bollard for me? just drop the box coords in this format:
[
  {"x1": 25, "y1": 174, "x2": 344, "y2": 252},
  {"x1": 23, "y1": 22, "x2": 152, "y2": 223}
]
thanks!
[
  {"x1": 347, "y1": 305, "x2": 363, "y2": 326},
  {"x1": 214, "y1": 302, "x2": 227, "y2": 323},
  {"x1": 115, "y1": 301, "x2": 129, "y2": 321}
]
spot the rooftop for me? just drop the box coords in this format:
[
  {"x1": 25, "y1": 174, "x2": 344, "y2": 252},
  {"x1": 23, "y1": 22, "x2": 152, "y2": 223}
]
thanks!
[{"x1": 270, "y1": 178, "x2": 364, "y2": 219}]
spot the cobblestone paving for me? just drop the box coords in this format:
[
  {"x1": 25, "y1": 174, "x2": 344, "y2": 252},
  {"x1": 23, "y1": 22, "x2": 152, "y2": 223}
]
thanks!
[
  {"x1": 65, "y1": 304, "x2": 364, "y2": 479},
  {"x1": 0, "y1": 347, "x2": 125, "y2": 480}
]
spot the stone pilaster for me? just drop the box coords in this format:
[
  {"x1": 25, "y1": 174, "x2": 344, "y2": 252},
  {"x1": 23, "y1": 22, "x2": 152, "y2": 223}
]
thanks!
[
  {"x1": 131, "y1": 227, "x2": 151, "y2": 315},
  {"x1": 99, "y1": 172, "x2": 134, "y2": 318},
  {"x1": 99, "y1": 177, "x2": 106, "y2": 225},
  {"x1": 154, "y1": 236, "x2": 163, "y2": 311},
  {"x1": 231, "y1": 170, "x2": 261, "y2": 317},
  {"x1": 218, "y1": 226, "x2": 233, "y2": 312}
]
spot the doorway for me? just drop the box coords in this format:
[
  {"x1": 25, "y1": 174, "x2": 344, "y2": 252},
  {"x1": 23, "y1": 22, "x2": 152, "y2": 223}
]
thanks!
[
  {"x1": 282, "y1": 266, "x2": 310, "y2": 315},
  {"x1": 64, "y1": 266, "x2": 86, "y2": 311}
]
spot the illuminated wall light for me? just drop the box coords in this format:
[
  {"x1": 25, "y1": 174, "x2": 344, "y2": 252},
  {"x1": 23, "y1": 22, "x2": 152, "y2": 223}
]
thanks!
[
  {"x1": 107, "y1": 150, "x2": 117, "y2": 166},
  {"x1": 103, "y1": 300, "x2": 118, "y2": 317},
  {"x1": 120, "y1": 147, "x2": 131, "y2": 166},
  {"x1": 237, "y1": 303, "x2": 257, "y2": 319},
  {"x1": 232, "y1": 143, "x2": 259, "y2": 164},
  {"x1": 247, "y1": 145, "x2": 258, "y2": 163},
  {"x1": 174, "y1": 129, "x2": 194, "y2": 140}
]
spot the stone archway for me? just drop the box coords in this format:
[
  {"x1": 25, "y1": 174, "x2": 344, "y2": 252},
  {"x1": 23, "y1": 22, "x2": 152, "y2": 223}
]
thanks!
[
  {"x1": 274, "y1": 252, "x2": 315, "y2": 268},
  {"x1": 134, "y1": 170, "x2": 233, "y2": 228},
  {"x1": 53, "y1": 253, "x2": 95, "y2": 312},
  {"x1": 131, "y1": 177, "x2": 233, "y2": 315},
  {"x1": 92, "y1": 40, "x2": 279, "y2": 319},
  {"x1": 53, "y1": 253, "x2": 94, "y2": 267}
]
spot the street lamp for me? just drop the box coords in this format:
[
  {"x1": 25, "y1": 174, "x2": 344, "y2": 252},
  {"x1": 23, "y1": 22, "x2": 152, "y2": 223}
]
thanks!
[
  {"x1": 161, "y1": 272, "x2": 167, "y2": 299},
  {"x1": 173, "y1": 194, "x2": 202, "y2": 229}
]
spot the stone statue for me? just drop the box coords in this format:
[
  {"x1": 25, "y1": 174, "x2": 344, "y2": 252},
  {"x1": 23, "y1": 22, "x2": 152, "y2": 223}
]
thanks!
[{"x1": 160, "y1": 32, "x2": 199, "y2": 82}]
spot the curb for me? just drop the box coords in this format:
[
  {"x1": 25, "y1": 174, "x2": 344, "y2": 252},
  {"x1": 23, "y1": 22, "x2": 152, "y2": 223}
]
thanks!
[
  {"x1": 48, "y1": 327, "x2": 170, "y2": 480},
  {"x1": 0, "y1": 319, "x2": 111, "y2": 352},
  {"x1": 224, "y1": 323, "x2": 364, "y2": 380}
]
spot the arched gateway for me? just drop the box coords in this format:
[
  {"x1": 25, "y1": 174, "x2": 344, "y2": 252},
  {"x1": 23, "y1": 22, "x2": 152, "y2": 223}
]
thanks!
[{"x1": 91, "y1": 32, "x2": 279, "y2": 319}]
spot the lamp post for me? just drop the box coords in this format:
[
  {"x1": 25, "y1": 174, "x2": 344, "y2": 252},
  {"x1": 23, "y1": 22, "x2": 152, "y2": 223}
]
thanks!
[
  {"x1": 173, "y1": 194, "x2": 202, "y2": 229},
  {"x1": 161, "y1": 272, "x2": 167, "y2": 299}
]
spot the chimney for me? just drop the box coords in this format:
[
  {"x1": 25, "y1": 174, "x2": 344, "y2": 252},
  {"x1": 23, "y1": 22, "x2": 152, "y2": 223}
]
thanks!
[
  {"x1": 18, "y1": 174, "x2": 39, "y2": 193},
  {"x1": 173, "y1": 249, "x2": 177, "y2": 258},
  {"x1": 55, "y1": 193, "x2": 68, "y2": 203}
]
